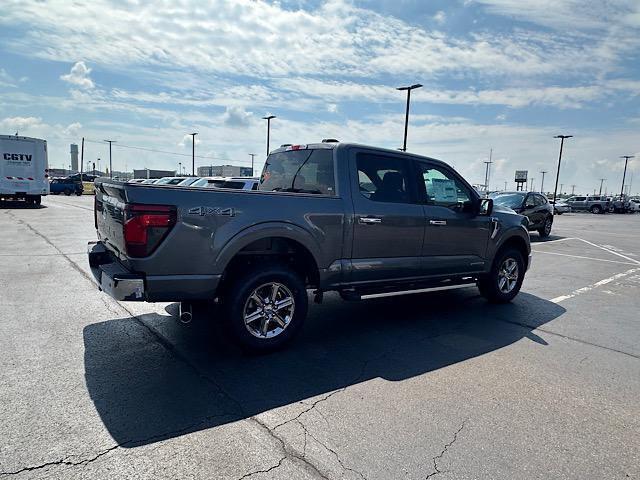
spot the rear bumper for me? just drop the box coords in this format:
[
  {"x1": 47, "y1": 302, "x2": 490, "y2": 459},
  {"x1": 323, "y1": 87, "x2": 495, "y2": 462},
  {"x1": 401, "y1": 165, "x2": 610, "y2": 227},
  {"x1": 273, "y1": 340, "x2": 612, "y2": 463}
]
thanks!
[
  {"x1": 87, "y1": 241, "x2": 221, "y2": 302},
  {"x1": 88, "y1": 242, "x2": 145, "y2": 301}
]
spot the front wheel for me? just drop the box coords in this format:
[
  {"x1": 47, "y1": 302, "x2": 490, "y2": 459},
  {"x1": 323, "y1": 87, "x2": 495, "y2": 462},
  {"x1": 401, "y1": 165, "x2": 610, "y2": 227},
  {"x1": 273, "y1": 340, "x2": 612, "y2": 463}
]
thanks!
[
  {"x1": 538, "y1": 216, "x2": 553, "y2": 238},
  {"x1": 223, "y1": 264, "x2": 308, "y2": 353},
  {"x1": 75, "y1": 191, "x2": 83, "y2": 196},
  {"x1": 478, "y1": 248, "x2": 525, "y2": 304}
]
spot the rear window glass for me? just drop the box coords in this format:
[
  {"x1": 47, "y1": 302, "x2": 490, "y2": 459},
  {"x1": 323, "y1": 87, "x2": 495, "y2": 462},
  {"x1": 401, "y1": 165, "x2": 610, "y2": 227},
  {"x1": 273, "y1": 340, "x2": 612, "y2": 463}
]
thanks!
[{"x1": 259, "y1": 149, "x2": 335, "y2": 195}]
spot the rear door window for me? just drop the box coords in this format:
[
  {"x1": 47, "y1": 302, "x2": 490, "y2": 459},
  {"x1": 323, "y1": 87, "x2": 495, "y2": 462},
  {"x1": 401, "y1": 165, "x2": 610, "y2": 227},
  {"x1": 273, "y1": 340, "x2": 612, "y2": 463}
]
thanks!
[
  {"x1": 259, "y1": 148, "x2": 335, "y2": 195},
  {"x1": 355, "y1": 153, "x2": 412, "y2": 204}
]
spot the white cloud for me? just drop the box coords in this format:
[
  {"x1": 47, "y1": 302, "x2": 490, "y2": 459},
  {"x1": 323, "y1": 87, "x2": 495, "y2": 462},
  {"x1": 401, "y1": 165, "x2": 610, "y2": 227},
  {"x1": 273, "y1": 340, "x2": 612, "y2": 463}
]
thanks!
[
  {"x1": 60, "y1": 61, "x2": 94, "y2": 89},
  {"x1": 433, "y1": 11, "x2": 446, "y2": 25},
  {"x1": 222, "y1": 106, "x2": 253, "y2": 127},
  {"x1": 0, "y1": 116, "x2": 44, "y2": 133},
  {"x1": 327, "y1": 103, "x2": 338, "y2": 113},
  {"x1": 0, "y1": 68, "x2": 17, "y2": 88},
  {"x1": 63, "y1": 122, "x2": 82, "y2": 137}
]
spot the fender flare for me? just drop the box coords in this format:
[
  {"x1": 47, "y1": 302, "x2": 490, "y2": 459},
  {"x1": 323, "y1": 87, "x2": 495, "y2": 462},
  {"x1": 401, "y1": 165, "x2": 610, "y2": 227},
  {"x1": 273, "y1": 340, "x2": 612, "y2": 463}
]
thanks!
[{"x1": 214, "y1": 221, "x2": 323, "y2": 274}]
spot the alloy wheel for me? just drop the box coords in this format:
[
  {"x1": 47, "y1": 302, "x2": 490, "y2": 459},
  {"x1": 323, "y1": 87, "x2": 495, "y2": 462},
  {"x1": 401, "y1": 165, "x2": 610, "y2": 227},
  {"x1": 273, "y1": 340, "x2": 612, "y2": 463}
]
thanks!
[
  {"x1": 243, "y1": 282, "x2": 295, "y2": 339},
  {"x1": 497, "y1": 258, "x2": 519, "y2": 294}
]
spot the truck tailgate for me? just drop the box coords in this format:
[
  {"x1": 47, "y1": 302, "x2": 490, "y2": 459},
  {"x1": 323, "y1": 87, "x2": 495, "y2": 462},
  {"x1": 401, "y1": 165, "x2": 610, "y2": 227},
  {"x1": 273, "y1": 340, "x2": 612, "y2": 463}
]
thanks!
[{"x1": 94, "y1": 180, "x2": 129, "y2": 259}]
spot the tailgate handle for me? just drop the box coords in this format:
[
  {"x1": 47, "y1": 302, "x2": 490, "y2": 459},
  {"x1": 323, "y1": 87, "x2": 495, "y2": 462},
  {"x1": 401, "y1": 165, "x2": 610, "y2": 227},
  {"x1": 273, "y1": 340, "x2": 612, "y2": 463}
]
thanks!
[
  {"x1": 359, "y1": 217, "x2": 382, "y2": 225},
  {"x1": 429, "y1": 220, "x2": 447, "y2": 226}
]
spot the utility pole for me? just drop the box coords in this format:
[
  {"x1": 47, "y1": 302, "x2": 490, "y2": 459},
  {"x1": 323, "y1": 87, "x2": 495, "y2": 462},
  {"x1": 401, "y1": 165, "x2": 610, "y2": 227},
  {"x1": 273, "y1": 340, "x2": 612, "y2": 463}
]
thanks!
[
  {"x1": 571, "y1": 185, "x2": 576, "y2": 195},
  {"x1": 540, "y1": 170, "x2": 548, "y2": 193},
  {"x1": 249, "y1": 153, "x2": 256, "y2": 177},
  {"x1": 620, "y1": 155, "x2": 634, "y2": 199},
  {"x1": 560, "y1": 183, "x2": 563, "y2": 195},
  {"x1": 504, "y1": 181, "x2": 507, "y2": 191},
  {"x1": 599, "y1": 178, "x2": 606, "y2": 196},
  {"x1": 552, "y1": 135, "x2": 572, "y2": 204},
  {"x1": 188, "y1": 133, "x2": 198, "y2": 176},
  {"x1": 530, "y1": 177, "x2": 535, "y2": 191},
  {"x1": 483, "y1": 148, "x2": 493, "y2": 192},
  {"x1": 97, "y1": 158, "x2": 101, "y2": 175},
  {"x1": 262, "y1": 115, "x2": 276, "y2": 156},
  {"x1": 178, "y1": 162, "x2": 182, "y2": 176},
  {"x1": 396, "y1": 84, "x2": 422, "y2": 152},
  {"x1": 80, "y1": 137, "x2": 84, "y2": 183},
  {"x1": 103, "y1": 140, "x2": 116, "y2": 178}
]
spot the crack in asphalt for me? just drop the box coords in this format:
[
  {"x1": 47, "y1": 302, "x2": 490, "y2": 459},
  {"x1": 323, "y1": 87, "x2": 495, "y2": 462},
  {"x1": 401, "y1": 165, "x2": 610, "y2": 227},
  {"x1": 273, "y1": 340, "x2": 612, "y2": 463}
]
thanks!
[
  {"x1": 425, "y1": 420, "x2": 467, "y2": 479},
  {"x1": 0, "y1": 445, "x2": 119, "y2": 477},
  {"x1": 235, "y1": 456, "x2": 286, "y2": 480}
]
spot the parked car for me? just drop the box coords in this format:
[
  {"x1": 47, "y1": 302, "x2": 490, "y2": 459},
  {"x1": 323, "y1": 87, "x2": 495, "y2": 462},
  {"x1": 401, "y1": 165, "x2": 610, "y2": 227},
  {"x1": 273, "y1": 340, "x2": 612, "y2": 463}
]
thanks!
[
  {"x1": 49, "y1": 177, "x2": 83, "y2": 196},
  {"x1": 549, "y1": 199, "x2": 571, "y2": 215},
  {"x1": 141, "y1": 179, "x2": 159, "y2": 184},
  {"x1": 191, "y1": 176, "x2": 259, "y2": 190},
  {"x1": 154, "y1": 176, "x2": 190, "y2": 186},
  {"x1": 176, "y1": 177, "x2": 201, "y2": 186},
  {"x1": 127, "y1": 179, "x2": 147, "y2": 184},
  {"x1": 609, "y1": 196, "x2": 631, "y2": 213},
  {"x1": 629, "y1": 198, "x2": 640, "y2": 212},
  {"x1": 89, "y1": 141, "x2": 531, "y2": 352},
  {"x1": 565, "y1": 195, "x2": 609, "y2": 214},
  {"x1": 489, "y1": 191, "x2": 554, "y2": 237}
]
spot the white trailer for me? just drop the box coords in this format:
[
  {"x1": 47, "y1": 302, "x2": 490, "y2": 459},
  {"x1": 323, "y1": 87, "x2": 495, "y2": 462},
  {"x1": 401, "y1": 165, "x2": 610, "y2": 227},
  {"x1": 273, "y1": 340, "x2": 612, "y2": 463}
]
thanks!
[{"x1": 0, "y1": 135, "x2": 49, "y2": 205}]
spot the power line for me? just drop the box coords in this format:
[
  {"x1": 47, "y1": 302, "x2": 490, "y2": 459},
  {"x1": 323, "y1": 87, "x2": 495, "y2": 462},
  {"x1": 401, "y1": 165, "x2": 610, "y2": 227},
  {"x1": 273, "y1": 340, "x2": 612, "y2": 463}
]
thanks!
[{"x1": 83, "y1": 139, "x2": 253, "y2": 165}]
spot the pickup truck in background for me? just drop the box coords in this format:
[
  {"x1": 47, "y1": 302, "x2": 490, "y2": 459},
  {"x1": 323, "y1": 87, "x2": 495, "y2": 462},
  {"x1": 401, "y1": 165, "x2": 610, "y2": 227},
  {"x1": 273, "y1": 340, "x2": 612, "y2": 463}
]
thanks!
[
  {"x1": 565, "y1": 195, "x2": 610, "y2": 214},
  {"x1": 88, "y1": 142, "x2": 531, "y2": 352}
]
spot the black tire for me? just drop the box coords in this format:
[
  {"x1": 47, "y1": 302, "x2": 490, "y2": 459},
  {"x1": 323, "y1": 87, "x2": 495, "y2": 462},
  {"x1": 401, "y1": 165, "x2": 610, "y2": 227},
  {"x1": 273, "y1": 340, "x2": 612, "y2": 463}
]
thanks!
[
  {"x1": 223, "y1": 264, "x2": 308, "y2": 353},
  {"x1": 478, "y1": 248, "x2": 525, "y2": 304},
  {"x1": 63, "y1": 188, "x2": 72, "y2": 196},
  {"x1": 590, "y1": 205, "x2": 602, "y2": 214},
  {"x1": 538, "y1": 216, "x2": 553, "y2": 238},
  {"x1": 33, "y1": 195, "x2": 41, "y2": 206},
  {"x1": 75, "y1": 191, "x2": 83, "y2": 196}
]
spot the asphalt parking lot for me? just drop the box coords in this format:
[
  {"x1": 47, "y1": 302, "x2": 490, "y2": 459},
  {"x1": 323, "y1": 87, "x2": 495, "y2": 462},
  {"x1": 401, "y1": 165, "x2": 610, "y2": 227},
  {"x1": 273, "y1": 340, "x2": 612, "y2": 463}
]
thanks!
[{"x1": 1, "y1": 195, "x2": 639, "y2": 479}]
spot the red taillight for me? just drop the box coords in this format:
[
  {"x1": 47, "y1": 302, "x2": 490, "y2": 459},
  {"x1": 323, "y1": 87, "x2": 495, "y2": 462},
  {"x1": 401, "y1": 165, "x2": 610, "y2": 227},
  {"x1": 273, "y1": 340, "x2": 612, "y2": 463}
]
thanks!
[{"x1": 123, "y1": 204, "x2": 176, "y2": 257}]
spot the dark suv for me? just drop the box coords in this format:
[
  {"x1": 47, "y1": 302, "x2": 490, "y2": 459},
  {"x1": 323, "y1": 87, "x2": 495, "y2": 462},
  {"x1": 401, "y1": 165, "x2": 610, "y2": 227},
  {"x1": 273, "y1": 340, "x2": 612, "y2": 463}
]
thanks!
[{"x1": 490, "y1": 191, "x2": 554, "y2": 237}]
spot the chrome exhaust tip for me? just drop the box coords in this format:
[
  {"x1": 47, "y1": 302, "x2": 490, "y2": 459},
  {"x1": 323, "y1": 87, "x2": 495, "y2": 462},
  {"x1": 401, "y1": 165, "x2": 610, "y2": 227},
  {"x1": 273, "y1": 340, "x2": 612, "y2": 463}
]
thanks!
[{"x1": 178, "y1": 302, "x2": 193, "y2": 324}]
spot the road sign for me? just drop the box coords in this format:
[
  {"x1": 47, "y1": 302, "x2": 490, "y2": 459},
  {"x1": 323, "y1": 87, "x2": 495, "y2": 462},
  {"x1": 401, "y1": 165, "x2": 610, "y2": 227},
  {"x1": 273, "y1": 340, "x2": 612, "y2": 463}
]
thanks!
[{"x1": 515, "y1": 170, "x2": 528, "y2": 182}]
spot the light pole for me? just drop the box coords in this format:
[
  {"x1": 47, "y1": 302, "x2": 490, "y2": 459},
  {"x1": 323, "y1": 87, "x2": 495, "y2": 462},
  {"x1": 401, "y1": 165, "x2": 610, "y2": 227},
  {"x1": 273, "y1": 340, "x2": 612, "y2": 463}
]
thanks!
[
  {"x1": 249, "y1": 153, "x2": 256, "y2": 177},
  {"x1": 504, "y1": 181, "x2": 507, "y2": 191},
  {"x1": 571, "y1": 185, "x2": 576, "y2": 195},
  {"x1": 540, "y1": 170, "x2": 548, "y2": 193},
  {"x1": 97, "y1": 157, "x2": 101, "y2": 175},
  {"x1": 599, "y1": 178, "x2": 606, "y2": 196},
  {"x1": 189, "y1": 133, "x2": 198, "y2": 176},
  {"x1": 552, "y1": 135, "x2": 572, "y2": 204},
  {"x1": 262, "y1": 115, "x2": 276, "y2": 156},
  {"x1": 178, "y1": 162, "x2": 182, "y2": 176},
  {"x1": 396, "y1": 84, "x2": 422, "y2": 152},
  {"x1": 104, "y1": 139, "x2": 116, "y2": 178},
  {"x1": 483, "y1": 148, "x2": 493, "y2": 192},
  {"x1": 560, "y1": 183, "x2": 564, "y2": 195},
  {"x1": 529, "y1": 177, "x2": 535, "y2": 191},
  {"x1": 620, "y1": 155, "x2": 634, "y2": 199}
]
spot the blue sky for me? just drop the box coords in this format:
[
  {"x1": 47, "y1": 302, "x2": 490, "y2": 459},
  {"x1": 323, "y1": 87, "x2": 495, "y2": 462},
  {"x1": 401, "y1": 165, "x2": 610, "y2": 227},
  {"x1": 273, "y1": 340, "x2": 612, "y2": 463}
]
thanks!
[{"x1": 1, "y1": 0, "x2": 639, "y2": 194}]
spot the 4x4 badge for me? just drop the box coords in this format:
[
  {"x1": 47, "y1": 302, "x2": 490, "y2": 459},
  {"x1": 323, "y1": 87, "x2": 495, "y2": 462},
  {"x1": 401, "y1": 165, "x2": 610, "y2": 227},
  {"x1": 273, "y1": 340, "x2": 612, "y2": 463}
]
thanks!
[{"x1": 188, "y1": 206, "x2": 235, "y2": 217}]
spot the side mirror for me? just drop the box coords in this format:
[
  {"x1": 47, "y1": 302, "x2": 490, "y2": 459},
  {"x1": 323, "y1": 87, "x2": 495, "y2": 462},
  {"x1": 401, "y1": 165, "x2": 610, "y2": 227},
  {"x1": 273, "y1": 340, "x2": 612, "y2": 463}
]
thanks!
[{"x1": 479, "y1": 198, "x2": 493, "y2": 216}]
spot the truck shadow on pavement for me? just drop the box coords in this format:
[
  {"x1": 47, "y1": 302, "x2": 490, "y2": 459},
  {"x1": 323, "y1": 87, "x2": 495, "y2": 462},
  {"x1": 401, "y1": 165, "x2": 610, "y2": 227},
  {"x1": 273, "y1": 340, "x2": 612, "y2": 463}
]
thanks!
[
  {"x1": 83, "y1": 289, "x2": 564, "y2": 448},
  {"x1": 0, "y1": 200, "x2": 47, "y2": 209}
]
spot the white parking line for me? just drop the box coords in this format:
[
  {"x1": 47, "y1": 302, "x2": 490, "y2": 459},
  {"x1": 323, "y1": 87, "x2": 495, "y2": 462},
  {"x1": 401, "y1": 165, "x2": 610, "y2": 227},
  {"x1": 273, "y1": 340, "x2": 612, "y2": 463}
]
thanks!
[
  {"x1": 576, "y1": 238, "x2": 640, "y2": 266},
  {"x1": 531, "y1": 250, "x2": 637, "y2": 266},
  {"x1": 551, "y1": 268, "x2": 640, "y2": 303}
]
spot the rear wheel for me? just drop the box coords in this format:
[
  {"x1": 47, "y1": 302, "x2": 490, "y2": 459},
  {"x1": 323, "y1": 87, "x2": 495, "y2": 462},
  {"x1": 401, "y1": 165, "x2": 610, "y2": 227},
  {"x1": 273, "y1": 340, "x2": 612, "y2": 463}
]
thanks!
[
  {"x1": 63, "y1": 188, "x2": 71, "y2": 196},
  {"x1": 538, "y1": 216, "x2": 553, "y2": 238},
  {"x1": 223, "y1": 264, "x2": 308, "y2": 353},
  {"x1": 478, "y1": 248, "x2": 525, "y2": 303},
  {"x1": 75, "y1": 190, "x2": 83, "y2": 196},
  {"x1": 590, "y1": 205, "x2": 602, "y2": 214}
]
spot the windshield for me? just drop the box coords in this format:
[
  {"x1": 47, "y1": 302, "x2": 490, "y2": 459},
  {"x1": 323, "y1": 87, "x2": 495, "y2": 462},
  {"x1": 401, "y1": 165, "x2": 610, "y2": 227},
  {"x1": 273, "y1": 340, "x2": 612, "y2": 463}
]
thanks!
[
  {"x1": 259, "y1": 149, "x2": 335, "y2": 195},
  {"x1": 491, "y1": 193, "x2": 525, "y2": 209}
]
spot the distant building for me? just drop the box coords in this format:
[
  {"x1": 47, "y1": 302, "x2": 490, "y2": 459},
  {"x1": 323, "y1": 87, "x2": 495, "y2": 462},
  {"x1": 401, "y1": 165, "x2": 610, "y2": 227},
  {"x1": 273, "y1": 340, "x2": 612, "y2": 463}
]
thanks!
[
  {"x1": 70, "y1": 144, "x2": 79, "y2": 171},
  {"x1": 197, "y1": 165, "x2": 253, "y2": 177},
  {"x1": 133, "y1": 169, "x2": 176, "y2": 179}
]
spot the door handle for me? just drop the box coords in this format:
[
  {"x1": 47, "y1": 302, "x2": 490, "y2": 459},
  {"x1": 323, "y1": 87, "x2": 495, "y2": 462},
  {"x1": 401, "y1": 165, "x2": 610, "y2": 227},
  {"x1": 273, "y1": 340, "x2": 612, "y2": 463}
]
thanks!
[
  {"x1": 429, "y1": 220, "x2": 447, "y2": 226},
  {"x1": 359, "y1": 217, "x2": 382, "y2": 224}
]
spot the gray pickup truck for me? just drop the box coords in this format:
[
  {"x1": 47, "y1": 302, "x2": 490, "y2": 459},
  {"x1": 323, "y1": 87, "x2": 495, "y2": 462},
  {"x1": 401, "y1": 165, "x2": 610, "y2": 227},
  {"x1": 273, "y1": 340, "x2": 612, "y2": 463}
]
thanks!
[{"x1": 88, "y1": 142, "x2": 531, "y2": 351}]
